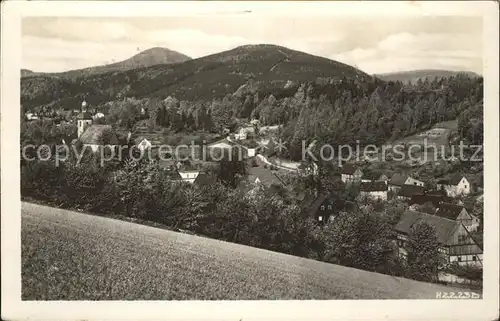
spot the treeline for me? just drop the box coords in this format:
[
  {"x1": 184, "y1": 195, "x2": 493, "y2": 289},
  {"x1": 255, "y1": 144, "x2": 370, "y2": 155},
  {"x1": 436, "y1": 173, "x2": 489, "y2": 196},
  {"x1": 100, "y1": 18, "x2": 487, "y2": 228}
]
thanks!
[{"x1": 54, "y1": 74, "x2": 482, "y2": 150}]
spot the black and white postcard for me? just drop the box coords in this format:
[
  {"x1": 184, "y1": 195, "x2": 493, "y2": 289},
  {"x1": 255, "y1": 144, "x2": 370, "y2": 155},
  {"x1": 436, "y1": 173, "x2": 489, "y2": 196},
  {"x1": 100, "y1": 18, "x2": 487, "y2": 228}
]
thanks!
[{"x1": 1, "y1": 1, "x2": 499, "y2": 320}]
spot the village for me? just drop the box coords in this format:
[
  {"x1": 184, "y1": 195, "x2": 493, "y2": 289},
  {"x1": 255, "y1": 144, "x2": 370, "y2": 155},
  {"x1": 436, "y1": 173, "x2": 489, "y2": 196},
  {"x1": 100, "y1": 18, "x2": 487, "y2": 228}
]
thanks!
[{"x1": 24, "y1": 97, "x2": 483, "y2": 285}]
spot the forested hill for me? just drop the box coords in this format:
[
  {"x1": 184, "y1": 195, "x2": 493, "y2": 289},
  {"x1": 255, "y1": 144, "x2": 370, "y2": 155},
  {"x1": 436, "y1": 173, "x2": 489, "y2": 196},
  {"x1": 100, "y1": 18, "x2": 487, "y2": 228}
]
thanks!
[
  {"x1": 21, "y1": 44, "x2": 372, "y2": 111},
  {"x1": 376, "y1": 69, "x2": 481, "y2": 84}
]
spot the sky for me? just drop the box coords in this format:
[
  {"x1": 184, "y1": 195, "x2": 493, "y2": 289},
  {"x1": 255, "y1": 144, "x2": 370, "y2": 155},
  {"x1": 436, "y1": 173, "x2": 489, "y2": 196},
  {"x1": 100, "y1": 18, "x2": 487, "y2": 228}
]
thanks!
[{"x1": 22, "y1": 15, "x2": 483, "y2": 75}]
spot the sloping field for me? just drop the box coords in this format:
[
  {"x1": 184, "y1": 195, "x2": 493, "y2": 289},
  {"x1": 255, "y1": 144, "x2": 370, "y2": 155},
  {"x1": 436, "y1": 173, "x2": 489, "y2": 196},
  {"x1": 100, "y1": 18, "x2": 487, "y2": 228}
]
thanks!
[{"x1": 22, "y1": 202, "x2": 462, "y2": 300}]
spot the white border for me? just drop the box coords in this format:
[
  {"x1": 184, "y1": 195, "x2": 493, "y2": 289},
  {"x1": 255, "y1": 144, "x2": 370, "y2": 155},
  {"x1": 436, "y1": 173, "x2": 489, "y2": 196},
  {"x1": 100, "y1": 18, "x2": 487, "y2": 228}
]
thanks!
[{"x1": 2, "y1": 1, "x2": 499, "y2": 320}]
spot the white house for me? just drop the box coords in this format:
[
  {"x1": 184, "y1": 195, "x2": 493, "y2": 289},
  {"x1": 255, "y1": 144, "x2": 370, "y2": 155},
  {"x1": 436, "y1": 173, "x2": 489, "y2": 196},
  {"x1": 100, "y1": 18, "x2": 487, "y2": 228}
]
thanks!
[
  {"x1": 437, "y1": 174, "x2": 471, "y2": 197},
  {"x1": 388, "y1": 173, "x2": 425, "y2": 192},
  {"x1": 178, "y1": 170, "x2": 200, "y2": 184},
  {"x1": 340, "y1": 164, "x2": 363, "y2": 183},
  {"x1": 93, "y1": 112, "x2": 105, "y2": 120},
  {"x1": 234, "y1": 126, "x2": 255, "y2": 140}
]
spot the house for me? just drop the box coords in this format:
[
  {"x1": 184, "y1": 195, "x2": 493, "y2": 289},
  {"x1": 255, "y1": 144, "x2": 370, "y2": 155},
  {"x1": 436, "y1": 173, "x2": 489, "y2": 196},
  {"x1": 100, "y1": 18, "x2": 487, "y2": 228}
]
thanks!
[
  {"x1": 388, "y1": 173, "x2": 425, "y2": 192},
  {"x1": 207, "y1": 138, "x2": 248, "y2": 159},
  {"x1": 394, "y1": 210, "x2": 483, "y2": 267},
  {"x1": 178, "y1": 170, "x2": 200, "y2": 183},
  {"x1": 25, "y1": 112, "x2": 39, "y2": 121},
  {"x1": 409, "y1": 193, "x2": 452, "y2": 208},
  {"x1": 436, "y1": 174, "x2": 471, "y2": 197},
  {"x1": 397, "y1": 185, "x2": 425, "y2": 200},
  {"x1": 74, "y1": 100, "x2": 119, "y2": 153},
  {"x1": 436, "y1": 203, "x2": 480, "y2": 232},
  {"x1": 78, "y1": 125, "x2": 119, "y2": 153},
  {"x1": 340, "y1": 164, "x2": 363, "y2": 183},
  {"x1": 359, "y1": 181, "x2": 388, "y2": 201},
  {"x1": 93, "y1": 112, "x2": 105, "y2": 119},
  {"x1": 234, "y1": 126, "x2": 255, "y2": 140},
  {"x1": 193, "y1": 172, "x2": 218, "y2": 187},
  {"x1": 246, "y1": 166, "x2": 287, "y2": 187},
  {"x1": 302, "y1": 194, "x2": 357, "y2": 224},
  {"x1": 237, "y1": 166, "x2": 287, "y2": 199},
  {"x1": 136, "y1": 138, "x2": 152, "y2": 152},
  {"x1": 306, "y1": 194, "x2": 336, "y2": 224}
]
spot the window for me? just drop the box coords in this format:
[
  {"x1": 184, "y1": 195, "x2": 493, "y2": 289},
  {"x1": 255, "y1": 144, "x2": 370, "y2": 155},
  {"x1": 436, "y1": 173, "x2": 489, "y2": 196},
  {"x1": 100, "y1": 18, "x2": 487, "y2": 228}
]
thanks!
[
  {"x1": 457, "y1": 256, "x2": 462, "y2": 262},
  {"x1": 318, "y1": 216, "x2": 323, "y2": 222},
  {"x1": 327, "y1": 205, "x2": 332, "y2": 210},
  {"x1": 320, "y1": 205, "x2": 325, "y2": 210},
  {"x1": 472, "y1": 256, "x2": 476, "y2": 261}
]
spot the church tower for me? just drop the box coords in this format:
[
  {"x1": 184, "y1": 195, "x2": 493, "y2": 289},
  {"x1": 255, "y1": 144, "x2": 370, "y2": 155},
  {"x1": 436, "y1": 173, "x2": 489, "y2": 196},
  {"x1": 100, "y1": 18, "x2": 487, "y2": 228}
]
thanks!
[{"x1": 77, "y1": 100, "x2": 93, "y2": 138}]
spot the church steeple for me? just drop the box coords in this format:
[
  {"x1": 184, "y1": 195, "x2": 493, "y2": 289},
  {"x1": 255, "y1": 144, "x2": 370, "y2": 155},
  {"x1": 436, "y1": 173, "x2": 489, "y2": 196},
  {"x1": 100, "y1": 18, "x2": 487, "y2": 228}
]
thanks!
[{"x1": 77, "y1": 99, "x2": 93, "y2": 138}]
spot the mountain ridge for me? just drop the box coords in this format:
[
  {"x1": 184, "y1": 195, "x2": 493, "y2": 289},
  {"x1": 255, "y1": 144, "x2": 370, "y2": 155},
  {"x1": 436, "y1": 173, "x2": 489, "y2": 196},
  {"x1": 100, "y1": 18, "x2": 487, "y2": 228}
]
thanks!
[
  {"x1": 21, "y1": 44, "x2": 373, "y2": 111},
  {"x1": 21, "y1": 47, "x2": 192, "y2": 79}
]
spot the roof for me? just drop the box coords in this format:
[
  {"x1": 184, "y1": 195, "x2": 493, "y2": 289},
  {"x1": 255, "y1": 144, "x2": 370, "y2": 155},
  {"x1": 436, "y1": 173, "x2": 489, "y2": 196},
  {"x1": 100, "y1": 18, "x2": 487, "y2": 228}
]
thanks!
[
  {"x1": 79, "y1": 125, "x2": 119, "y2": 145},
  {"x1": 425, "y1": 190, "x2": 448, "y2": 197},
  {"x1": 469, "y1": 231, "x2": 483, "y2": 250},
  {"x1": 436, "y1": 203, "x2": 467, "y2": 220},
  {"x1": 340, "y1": 164, "x2": 359, "y2": 175},
  {"x1": 394, "y1": 210, "x2": 460, "y2": 245},
  {"x1": 389, "y1": 173, "x2": 408, "y2": 186},
  {"x1": 398, "y1": 185, "x2": 425, "y2": 198},
  {"x1": 409, "y1": 194, "x2": 449, "y2": 207},
  {"x1": 360, "y1": 181, "x2": 388, "y2": 192},
  {"x1": 437, "y1": 173, "x2": 466, "y2": 186},
  {"x1": 308, "y1": 194, "x2": 330, "y2": 215},
  {"x1": 247, "y1": 166, "x2": 287, "y2": 187},
  {"x1": 207, "y1": 138, "x2": 235, "y2": 148},
  {"x1": 193, "y1": 172, "x2": 218, "y2": 187}
]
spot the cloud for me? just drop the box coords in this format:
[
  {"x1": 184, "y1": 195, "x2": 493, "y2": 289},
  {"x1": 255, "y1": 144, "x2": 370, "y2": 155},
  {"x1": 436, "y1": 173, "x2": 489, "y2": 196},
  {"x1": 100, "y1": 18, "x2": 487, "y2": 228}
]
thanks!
[
  {"x1": 22, "y1": 17, "x2": 483, "y2": 74},
  {"x1": 332, "y1": 32, "x2": 482, "y2": 74}
]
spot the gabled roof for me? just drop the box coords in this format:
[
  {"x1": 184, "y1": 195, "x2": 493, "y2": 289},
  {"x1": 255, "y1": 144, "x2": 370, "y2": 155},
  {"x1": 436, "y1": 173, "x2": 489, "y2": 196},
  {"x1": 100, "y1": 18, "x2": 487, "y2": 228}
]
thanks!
[
  {"x1": 395, "y1": 210, "x2": 460, "y2": 245},
  {"x1": 398, "y1": 185, "x2": 425, "y2": 198},
  {"x1": 309, "y1": 194, "x2": 330, "y2": 215},
  {"x1": 207, "y1": 138, "x2": 235, "y2": 148},
  {"x1": 469, "y1": 231, "x2": 483, "y2": 250},
  {"x1": 437, "y1": 173, "x2": 466, "y2": 186},
  {"x1": 193, "y1": 172, "x2": 218, "y2": 187},
  {"x1": 247, "y1": 166, "x2": 287, "y2": 187},
  {"x1": 79, "y1": 125, "x2": 119, "y2": 145},
  {"x1": 436, "y1": 203, "x2": 467, "y2": 220},
  {"x1": 340, "y1": 164, "x2": 359, "y2": 175},
  {"x1": 360, "y1": 181, "x2": 388, "y2": 192},
  {"x1": 409, "y1": 194, "x2": 449, "y2": 207},
  {"x1": 389, "y1": 173, "x2": 408, "y2": 186}
]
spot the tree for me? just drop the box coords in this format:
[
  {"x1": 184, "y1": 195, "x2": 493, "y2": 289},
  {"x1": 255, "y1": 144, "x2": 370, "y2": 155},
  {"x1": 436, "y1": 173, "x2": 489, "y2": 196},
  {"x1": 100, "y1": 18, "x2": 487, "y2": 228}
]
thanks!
[
  {"x1": 214, "y1": 148, "x2": 248, "y2": 188},
  {"x1": 324, "y1": 209, "x2": 397, "y2": 274},
  {"x1": 406, "y1": 221, "x2": 444, "y2": 282}
]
